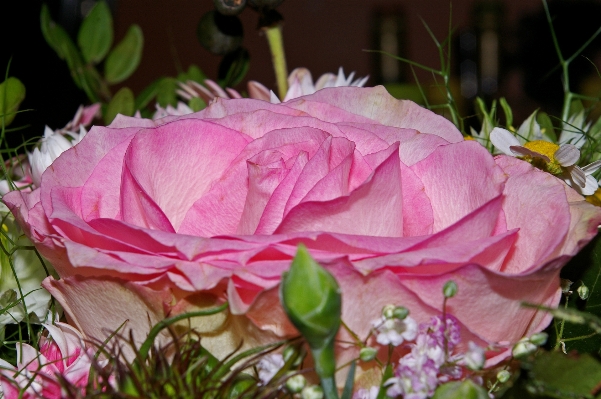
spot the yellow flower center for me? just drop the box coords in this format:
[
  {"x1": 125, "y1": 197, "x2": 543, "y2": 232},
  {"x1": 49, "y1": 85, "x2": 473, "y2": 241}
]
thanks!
[
  {"x1": 586, "y1": 187, "x2": 601, "y2": 207},
  {"x1": 464, "y1": 135, "x2": 475, "y2": 141},
  {"x1": 521, "y1": 140, "x2": 563, "y2": 175}
]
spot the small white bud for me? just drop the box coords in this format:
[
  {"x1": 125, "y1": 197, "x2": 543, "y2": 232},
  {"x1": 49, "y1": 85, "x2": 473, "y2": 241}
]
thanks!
[
  {"x1": 301, "y1": 385, "x2": 324, "y2": 399},
  {"x1": 578, "y1": 284, "x2": 590, "y2": 300},
  {"x1": 512, "y1": 339, "x2": 537, "y2": 358},
  {"x1": 359, "y1": 347, "x2": 378, "y2": 362},
  {"x1": 497, "y1": 370, "x2": 511, "y2": 383},
  {"x1": 285, "y1": 374, "x2": 306, "y2": 393},
  {"x1": 382, "y1": 304, "x2": 396, "y2": 319},
  {"x1": 529, "y1": 332, "x2": 548, "y2": 347}
]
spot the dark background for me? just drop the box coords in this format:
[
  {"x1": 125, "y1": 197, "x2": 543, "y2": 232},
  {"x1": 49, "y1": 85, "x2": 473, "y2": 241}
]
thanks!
[{"x1": 2, "y1": 0, "x2": 601, "y2": 145}]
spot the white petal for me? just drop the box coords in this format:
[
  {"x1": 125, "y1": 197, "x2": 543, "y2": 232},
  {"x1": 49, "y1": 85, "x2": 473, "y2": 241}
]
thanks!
[
  {"x1": 269, "y1": 91, "x2": 281, "y2": 104},
  {"x1": 490, "y1": 127, "x2": 521, "y2": 156},
  {"x1": 582, "y1": 174, "x2": 599, "y2": 195},
  {"x1": 570, "y1": 166, "x2": 587, "y2": 188},
  {"x1": 582, "y1": 160, "x2": 601, "y2": 175},
  {"x1": 204, "y1": 79, "x2": 229, "y2": 98},
  {"x1": 554, "y1": 144, "x2": 580, "y2": 166},
  {"x1": 353, "y1": 75, "x2": 369, "y2": 87},
  {"x1": 510, "y1": 145, "x2": 550, "y2": 162},
  {"x1": 315, "y1": 72, "x2": 336, "y2": 89}
]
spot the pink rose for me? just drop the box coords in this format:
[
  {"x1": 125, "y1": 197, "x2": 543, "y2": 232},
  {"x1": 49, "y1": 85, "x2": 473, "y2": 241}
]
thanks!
[
  {"x1": 0, "y1": 323, "x2": 94, "y2": 399},
  {"x1": 4, "y1": 87, "x2": 601, "y2": 367}
]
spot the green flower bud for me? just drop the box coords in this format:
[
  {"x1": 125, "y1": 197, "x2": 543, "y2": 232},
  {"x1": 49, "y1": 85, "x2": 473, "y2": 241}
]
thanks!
[
  {"x1": 382, "y1": 304, "x2": 396, "y2": 319},
  {"x1": 512, "y1": 338, "x2": 537, "y2": 358},
  {"x1": 496, "y1": 370, "x2": 511, "y2": 383},
  {"x1": 280, "y1": 245, "x2": 341, "y2": 379},
  {"x1": 197, "y1": 11, "x2": 243, "y2": 55},
  {"x1": 285, "y1": 374, "x2": 306, "y2": 393},
  {"x1": 560, "y1": 278, "x2": 573, "y2": 294},
  {"x1": 301, "y1": 385, "x2": 324, "y2": 399},
  {"x1": 359, "y1": 347, "x2": 378, "y2": 362},
  {"x1": 392, "y1": 306, "x2": 409, "y2": 320},
  {"x1": 529, "y1": 332, "x2": 548, "y2": 346},
  {"x1": 577, "y1": 283, "x2": 590, "y2": 300},
  {"x1": 443, "y1": 280, "x2": 458, "y2": 298}
]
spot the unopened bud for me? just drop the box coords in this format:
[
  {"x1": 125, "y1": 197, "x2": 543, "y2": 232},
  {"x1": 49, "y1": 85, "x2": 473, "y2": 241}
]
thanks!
[
  {"x1": 280, "y1": 245, "x2": 341, "y2": 351},
  {"x1": 443, "y1": 280, "x2": 458, "y2": 298},
  {"x1": 359, "y1": 347, "x2": 378, "y2": 362},
  {"x1": 578, "y1": 283, "x2": 590, "y2": 300},
  {"x1": 382, "y1": 304, "x2": 396, "y2": 319},
  {"x1": 512, "y1": 339, "x2": 537, "y2": 358},
  {"x1": 301, "y1": 385, "x2": 324, "y2": 399},
  {"x1": 392, "y1": 306, "x2": 409, "y2": 320},
  {"x1": 561, "y1": 279, "x2": 573, "y2": 294},
  {"x1": 285, "y1": 374, "x2": 306, "y2": 393},
  {"x1": 529, "y1": 332, "x2": 548, "y2": 347},
  {"x1": 497, "y1": 370, "x2": 511, "y2": 383}
]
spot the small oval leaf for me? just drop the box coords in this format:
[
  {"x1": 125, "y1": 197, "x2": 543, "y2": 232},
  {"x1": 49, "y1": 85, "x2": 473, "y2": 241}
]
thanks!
[
  {"x1": 0, "y1": 77, "x2": 26, "y2": 126},
  {"x1": 104, "y1": 25, "x2": 143, "y2": 85},
  {"x1": 104, "y1": 87, "x2": 135, "y2": 124},
  {"x1": 78, "y1": 0, "x2": 114, "y2": 64},
  {"x1": 40, "y1": 5, "x2": 85, "y2": 87},
  {"x1": 156, "y1": 77, "x2": 178, "y2": 107}
]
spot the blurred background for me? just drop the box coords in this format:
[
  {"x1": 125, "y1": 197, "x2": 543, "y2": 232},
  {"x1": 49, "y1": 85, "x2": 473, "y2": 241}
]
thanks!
[{"x1": 3, "y1": 0, "x2": 601, "y2": 142}]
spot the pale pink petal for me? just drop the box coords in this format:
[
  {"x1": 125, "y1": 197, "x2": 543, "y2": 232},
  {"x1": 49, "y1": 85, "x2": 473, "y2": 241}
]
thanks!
[
  {"x1": 411, "y1": 141, "x2": 506, "y2": 232},
  {"x1": 285, "y1": 86, "x2": 463, "y2": 143},
  {"x1": 43, "y1": 276, "x2": 171, "y2": 361},
  {"x1": 276, "y1": 143, "x2": 403, "y2": 236}
]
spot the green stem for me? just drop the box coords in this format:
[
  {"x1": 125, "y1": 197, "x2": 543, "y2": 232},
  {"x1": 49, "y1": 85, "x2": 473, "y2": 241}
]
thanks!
[
  {"x1": 264, "y1": 24, "x2": 288, "y2": 100},
  {"x1": 312, "y1": 341, "x2": 339, "y2": 399}
]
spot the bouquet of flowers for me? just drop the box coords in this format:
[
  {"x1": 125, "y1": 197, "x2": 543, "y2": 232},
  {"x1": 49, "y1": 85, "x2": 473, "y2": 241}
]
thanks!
[{"x1": 2, "y1": 0, "x2": 601, "y2": 398}]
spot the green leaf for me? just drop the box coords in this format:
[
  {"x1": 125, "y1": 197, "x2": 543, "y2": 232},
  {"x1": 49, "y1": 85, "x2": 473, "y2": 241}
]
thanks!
[
  {"x1": 135, "y1": 78, "x2": 162, "y2": 111},
  {"x1": 526, "y1": 351, "x2": 601, "y2": 398},
  {"x1": 340, "y1": 361, "x2": 356, "y2": 399},
  {"x1": 77, "y1": 0, "x2": 113, "y2": 64},
  {"x1": 186, "y1": 64, "x2": 207, "y2": 83},
  {"x1": 40, "y1": 5, "x2": 85, "y2": 86},
  {"x1": 104, "y1": 25, "x2": 143, "y2": 85},
  {"x1": 555, "y1": 233, "x2": 601, "y2": 354},
  {"x1": 537, "y1": 111, "x2": 557, "y2": 142},
  {"x1": 499, "y1": 97, "x2": 514, "y2": 130},
  {"x1": 188, "y1": 97, "x2": 206, "y2": 112},
  {"x1": 156, "y1": 77, "x2": 178, "y2": 108},
  {"x1": 0, "y1": 77, "x2": 26, "y2": 126},
  {"x1": 104, "y1": 87, "x2": 135, "y2": 124},
  {"x1": 218, "y1": 47, "x2": 250, "y2": 88},
  {"x1": 432, "y1": 380, "x2": 489, "y2": 399}
]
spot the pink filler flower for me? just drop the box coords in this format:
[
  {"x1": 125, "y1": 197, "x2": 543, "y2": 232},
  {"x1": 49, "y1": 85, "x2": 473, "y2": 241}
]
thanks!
[{"x1": 4, "y1": 87, "x2": 601, "y2": 380}]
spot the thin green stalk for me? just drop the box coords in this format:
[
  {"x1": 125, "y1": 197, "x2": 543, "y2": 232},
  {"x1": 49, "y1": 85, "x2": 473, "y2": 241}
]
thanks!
[{"x1": 264, "y1": 24, "x2": 288, "y2": 100}]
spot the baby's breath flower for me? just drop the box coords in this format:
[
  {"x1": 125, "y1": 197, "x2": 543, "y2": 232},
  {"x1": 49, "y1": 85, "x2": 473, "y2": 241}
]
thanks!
[
  {"x1": 373, "y1": 314, "x2": 418, "y2": 346},
  {"x1": 256, "y1": 353, "x2": 284, "y2": 385},
  {"x1": 352, "y1": 386, "x2": 379, "y2": 399},
  {"x1": 463, "y1": 341, "x2": 486, "y2": 370}
]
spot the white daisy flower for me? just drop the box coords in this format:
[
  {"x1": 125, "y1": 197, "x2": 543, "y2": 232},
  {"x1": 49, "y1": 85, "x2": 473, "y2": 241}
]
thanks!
[{"x1": 490, "y1": 127, "x2": 600, "y2": 195}]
